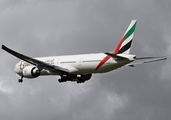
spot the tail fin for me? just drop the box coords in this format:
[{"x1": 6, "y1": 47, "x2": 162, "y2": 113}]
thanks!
[{"x1": 113, "y1": 20, "x2": 137, "y2": 54}]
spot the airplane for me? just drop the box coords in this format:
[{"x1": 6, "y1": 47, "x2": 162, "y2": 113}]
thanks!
[{"x1": 1, "y1": 20, "x2": 167, "y2": 83}]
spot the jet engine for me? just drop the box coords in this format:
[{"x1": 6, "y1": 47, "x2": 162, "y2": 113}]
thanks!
[{"x1": 23, "y1": 66, "x2": 40, "y2": 78}]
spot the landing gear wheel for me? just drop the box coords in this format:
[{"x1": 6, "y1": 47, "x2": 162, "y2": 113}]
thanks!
[
  {"x1": 58, "y1": 79, "x2": 66, "y2": 83},
  {"x1": 18, "y1": 79, "x2": 23, "y2": 83},
  {"x1": 77, "y1": 80, "x2": 85, "y2": 84},
  {"x1": 58, "y1": 79, "x2": 62, "y2": 83},
  {"x1": 18, "y1": 76, "x2": 23, "y2": 83}
]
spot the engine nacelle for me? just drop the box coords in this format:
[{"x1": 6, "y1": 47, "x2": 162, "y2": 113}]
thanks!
[{"x1": 23, "y1": 66, "x2": 40, "y2": 78}]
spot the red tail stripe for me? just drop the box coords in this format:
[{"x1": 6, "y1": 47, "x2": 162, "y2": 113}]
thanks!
[
  {"x1": 113, "y1": 35, "x2": 125, "y2": 54},
  {"x1": 95, "y1": 55, "x2": 110, "y2": 70},
  {"x1": 95, "y1": 35, "x2": 125, "y2": 70}
]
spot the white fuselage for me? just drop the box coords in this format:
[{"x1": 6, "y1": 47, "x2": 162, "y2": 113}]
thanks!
[{"x1": 14, "y1": 53, "x2": 133, "y2": 77}]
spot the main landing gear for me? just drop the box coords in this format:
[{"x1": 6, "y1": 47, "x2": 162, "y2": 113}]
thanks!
[
  {"x1": 58, "y1": 74, "x2": 92, "y2": 84},
  {"x1": 18, "y1": 76, "x2": 23, "y2": 83}
]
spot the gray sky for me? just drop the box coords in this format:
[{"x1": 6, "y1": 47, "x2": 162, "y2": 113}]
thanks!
[{"x1": 0, "y1": 0, "x2": 171, "y2": 120}]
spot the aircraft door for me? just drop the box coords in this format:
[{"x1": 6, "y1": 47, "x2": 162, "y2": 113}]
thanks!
[{"x1": 78, "y1": 58, "x2": 82, "y2": 66}]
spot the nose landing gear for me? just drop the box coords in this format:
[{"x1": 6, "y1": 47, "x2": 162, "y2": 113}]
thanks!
[{"x1": 18, "y1": 76, "x2": 23, "y2": 83}]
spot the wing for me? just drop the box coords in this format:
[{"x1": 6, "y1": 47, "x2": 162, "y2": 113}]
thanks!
[
  {"x1": 127, "y1": 56, "x2": 167, "y2": 67},
  {"x1": 1, "y1": 45, "x2": 70, "y2": 75}
]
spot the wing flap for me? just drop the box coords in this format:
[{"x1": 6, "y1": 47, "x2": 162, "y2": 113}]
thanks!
[{"x1": 56, "y1": 64, "x2": 78, "y2": 74}]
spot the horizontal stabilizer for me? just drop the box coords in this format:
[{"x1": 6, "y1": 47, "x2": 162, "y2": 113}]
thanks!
[
  {"x1": 127, "y1": 56, "x2": 167, "y2": 66},
  {"x1": 105, "y1": 52, "x2": 128, "y2": 60}
]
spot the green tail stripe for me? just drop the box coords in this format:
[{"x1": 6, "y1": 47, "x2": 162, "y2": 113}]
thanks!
[{"x1": 124, "y1": 22, "x2": 137, "y2": 41}]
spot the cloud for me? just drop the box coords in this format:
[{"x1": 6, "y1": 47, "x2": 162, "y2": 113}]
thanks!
[{"x1": 0, "y1": 0, "x2": 171, "y2": 120}]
